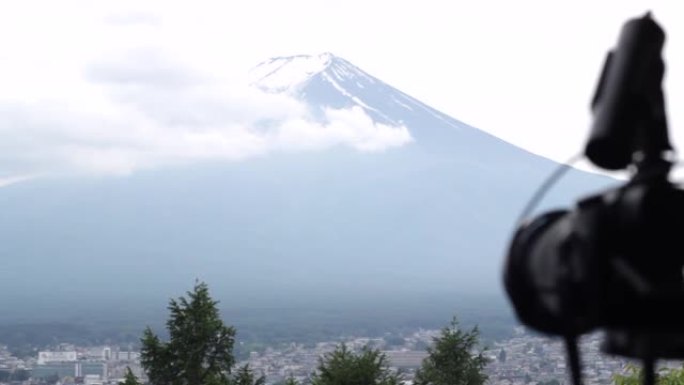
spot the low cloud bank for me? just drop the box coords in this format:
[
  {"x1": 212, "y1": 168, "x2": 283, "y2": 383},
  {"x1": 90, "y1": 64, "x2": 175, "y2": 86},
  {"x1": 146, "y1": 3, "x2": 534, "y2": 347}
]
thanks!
[{"x1": 0, "y1": 49, "x2": 412, "y2": 182}]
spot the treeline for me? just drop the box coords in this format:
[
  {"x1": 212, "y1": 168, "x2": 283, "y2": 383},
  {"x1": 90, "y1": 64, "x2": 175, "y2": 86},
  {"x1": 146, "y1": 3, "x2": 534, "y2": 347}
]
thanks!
[
  {"x1": 231, "y1": 303, "x2": 514, "y2": 347},
  {"x1": 0, "y1": 323, "x2": 140, "y2": 358},
  {"x1": 0, "y1": 300, "x2": 514, "y2": 360},
  {"x1": 0, "y1": 369, "x2": 30, "y2": 382}
]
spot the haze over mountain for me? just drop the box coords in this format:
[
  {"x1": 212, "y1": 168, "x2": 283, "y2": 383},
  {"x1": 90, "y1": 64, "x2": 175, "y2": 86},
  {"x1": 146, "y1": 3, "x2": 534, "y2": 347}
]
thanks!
[{"x1": 0, "y1": 53, "x2": 611, "y2": 324}]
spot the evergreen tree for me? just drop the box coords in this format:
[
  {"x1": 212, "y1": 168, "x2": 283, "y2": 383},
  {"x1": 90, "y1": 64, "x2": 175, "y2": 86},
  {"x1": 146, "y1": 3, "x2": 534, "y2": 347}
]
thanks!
[
  {"x1": 230, "y1": 365, "x2": 266, "y2": 385},
  {"x1": 310, "y1": 344, "x2": 401, "y2": 385},
  {"x1": 274, "y1": 376, "x2": 299, "y2": 385},
  {"x1": 414, "y1": 317, "x2": 488, "y2": 385},
  {"x1": 141, "y1": 281, "x2": 264, "y2": 385},
  {"x1": 123, "y1": 367, "x2": 142, "y2": 385}
]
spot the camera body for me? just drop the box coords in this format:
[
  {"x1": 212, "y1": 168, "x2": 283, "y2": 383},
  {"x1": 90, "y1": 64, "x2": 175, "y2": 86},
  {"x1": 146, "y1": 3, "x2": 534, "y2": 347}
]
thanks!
[
  {"x1": 504, "y1": 13, "x2": 684, "y2": 360},
  {"x1": 506, "y1": 177, "x2": 684, "y2": 357}
]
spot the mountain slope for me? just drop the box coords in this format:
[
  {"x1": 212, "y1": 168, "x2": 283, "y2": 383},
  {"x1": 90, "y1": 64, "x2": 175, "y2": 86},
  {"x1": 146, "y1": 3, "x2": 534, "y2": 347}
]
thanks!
[
  {"x1": 251, "y1": 53, "x2": 502, "y2": 147},
  {"x1": 0, "y1": 53, "x2": 611, "y2": 323}
]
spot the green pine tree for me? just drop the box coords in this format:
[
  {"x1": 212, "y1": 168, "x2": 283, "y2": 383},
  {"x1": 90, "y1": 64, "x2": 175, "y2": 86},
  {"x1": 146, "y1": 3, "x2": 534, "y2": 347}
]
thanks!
[
  {"x1": 230, "y1": 365, "x2": 266, "y2": 385},
  {"x1": 140, "y1": 281, "x2": 264, "y2": 385},
  {"x1": 310, "y1": 344, "x2": 401, "y2": 385},
  {"x1": 122, "y1": 367, "x2": 141, "y2": 385},
  {"x1": 414, "y1": 317, "x2": 489, "y2": 385}
]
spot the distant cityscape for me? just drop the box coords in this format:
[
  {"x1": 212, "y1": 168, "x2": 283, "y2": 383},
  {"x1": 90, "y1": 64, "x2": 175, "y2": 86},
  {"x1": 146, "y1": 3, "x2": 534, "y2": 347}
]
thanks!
[{"x1": 0, "y1": 327, "x2": 651, "y2": 385}]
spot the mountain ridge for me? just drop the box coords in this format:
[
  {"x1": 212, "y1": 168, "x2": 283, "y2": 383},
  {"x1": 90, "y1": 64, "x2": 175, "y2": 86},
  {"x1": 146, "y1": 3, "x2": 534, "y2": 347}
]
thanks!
[{"x1": 251, "y1": 53, "x2": 462, "y2": 128}]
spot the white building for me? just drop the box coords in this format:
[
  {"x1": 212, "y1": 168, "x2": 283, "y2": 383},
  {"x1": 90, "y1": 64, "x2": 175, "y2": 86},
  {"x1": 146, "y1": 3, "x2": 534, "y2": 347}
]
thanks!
[{"x1": 37, "y1": 351, "x2": 77, "y2": 365}]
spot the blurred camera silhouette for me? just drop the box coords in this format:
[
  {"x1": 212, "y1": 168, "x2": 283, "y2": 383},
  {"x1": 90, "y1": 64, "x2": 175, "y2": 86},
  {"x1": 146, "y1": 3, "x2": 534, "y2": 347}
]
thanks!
[{"x1": 504, "y1": 12, "x2": 684, "y2": 385}]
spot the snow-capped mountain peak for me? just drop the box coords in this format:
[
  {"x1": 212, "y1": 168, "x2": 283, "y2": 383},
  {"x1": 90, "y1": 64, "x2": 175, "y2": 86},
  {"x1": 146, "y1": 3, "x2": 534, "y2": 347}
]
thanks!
[
  {"x1": 249, "y1": 53, "x2": 337, "y2": 93},
  {"x1": 250, "y1": 53, "x2": 469, "y2": 137}
]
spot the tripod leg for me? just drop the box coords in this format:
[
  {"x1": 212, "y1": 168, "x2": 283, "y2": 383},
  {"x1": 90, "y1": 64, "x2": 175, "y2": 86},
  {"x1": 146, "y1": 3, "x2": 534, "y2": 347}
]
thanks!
[
  {"x1": 643, "y1": 358, "x2": 655, "y2": 385},
  {"x1": 564, "y1": 335, "x2": 583, "y2": 385}
]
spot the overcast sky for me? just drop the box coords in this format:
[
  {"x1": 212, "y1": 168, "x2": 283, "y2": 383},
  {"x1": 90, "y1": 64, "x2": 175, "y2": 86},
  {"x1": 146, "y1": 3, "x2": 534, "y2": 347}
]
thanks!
[{"x1": 0, "y1": 0, "x2": 682, "y2": 184}]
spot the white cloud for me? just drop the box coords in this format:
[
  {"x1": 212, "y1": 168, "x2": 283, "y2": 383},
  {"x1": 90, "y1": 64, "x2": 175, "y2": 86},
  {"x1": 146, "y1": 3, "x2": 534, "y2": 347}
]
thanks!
[
  {"x1": 270, "y1": 107, "x2": 413, "y2": 152},
  {"x1": 0, "y1": 174, "x2": 37, "y2": 188},
  {"x1": 0, "y1": 48, "x2": 412, "y2": 179}
]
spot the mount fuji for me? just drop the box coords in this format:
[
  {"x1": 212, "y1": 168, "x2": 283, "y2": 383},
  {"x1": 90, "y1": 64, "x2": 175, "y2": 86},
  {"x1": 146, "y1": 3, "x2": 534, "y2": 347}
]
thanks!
[
  {"x1": 250, "y1": 53, "x2": 506, "y2": 149},
  {"x1": 0, "y1": 53, "x2": 609, "y2": 328},
  {"x1": 250, "y1": 53, "x2": 457, "y2": 131}
]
